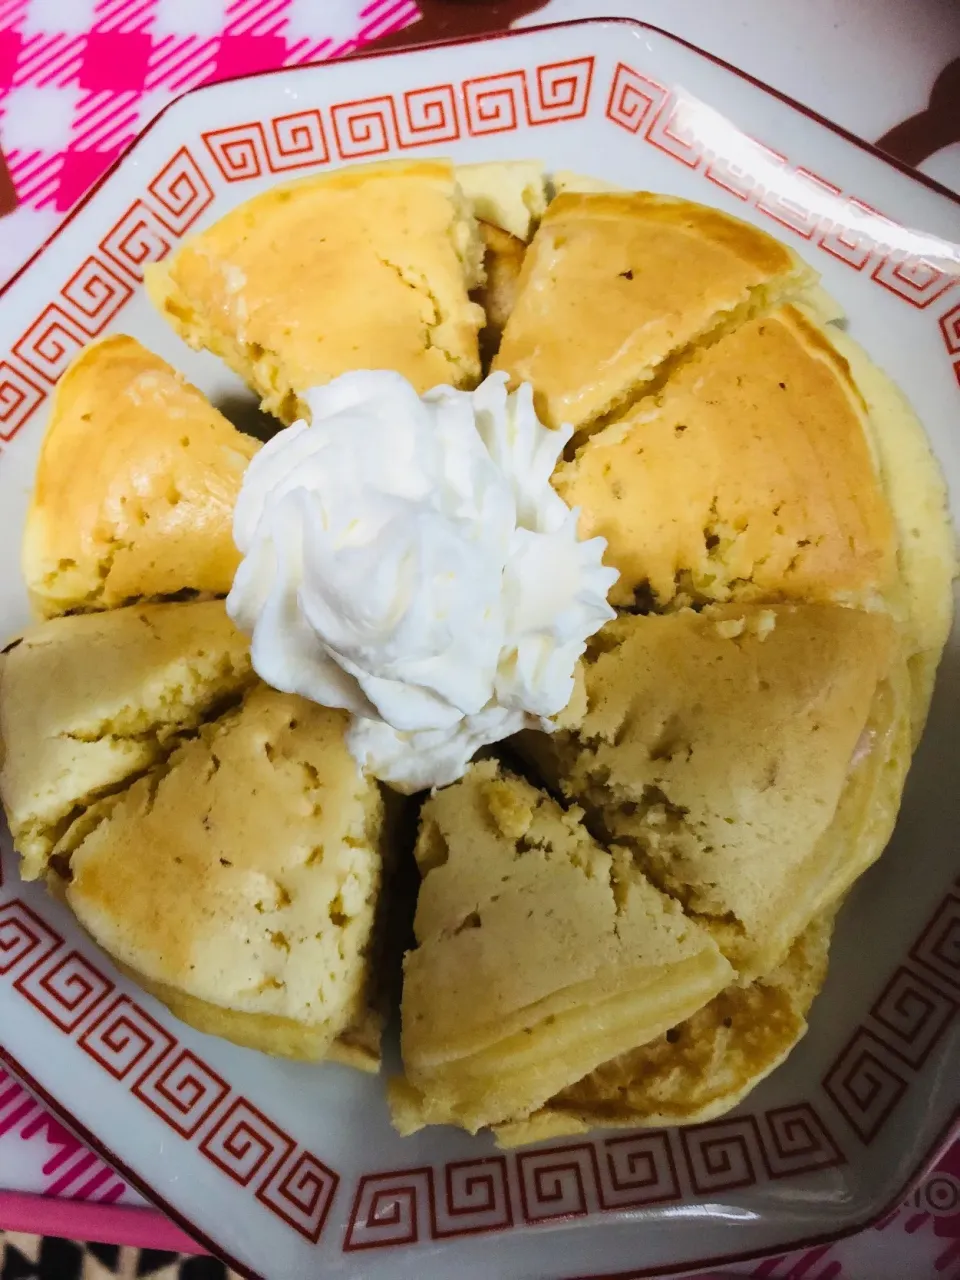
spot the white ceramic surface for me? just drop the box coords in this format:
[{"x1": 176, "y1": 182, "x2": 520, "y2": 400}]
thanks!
[{"x1": 0, "y1": 20, "x2": 958, "y2": 1280}]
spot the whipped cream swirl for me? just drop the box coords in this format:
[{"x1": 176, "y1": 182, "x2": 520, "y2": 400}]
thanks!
[{"x1": 227, "y1": 370, "x2": 617, "y2": 793}]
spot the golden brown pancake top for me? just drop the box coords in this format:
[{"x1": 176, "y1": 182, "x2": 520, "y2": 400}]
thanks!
[
  {"x1": 22, "y1": 335, "x2": 258, "y2": 618},
  {"x1": 494, "y1": 191, "x2": 813, "y2": 430}
]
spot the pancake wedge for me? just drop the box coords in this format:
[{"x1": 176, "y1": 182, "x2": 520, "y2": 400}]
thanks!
[
  {"x1": 389, "y1": 760, "x2": 732, "y2": 1136},
  {"x1": 23, "y1": 335, "x2": 259, "y2": 618},
  {"x1": 0, "y1": 600, "x2": 253, "y2": 881},
  {"x1": 554, "y1": 306, "x2": 898, "y2": 610},
  {"x1": 496, "y1": 912, "x2": 834, "y2": 1146},
  {"x1": 520, "y1": 604, "x2": 906, "y2": 981},
  {"x1": 61, "y1": 685, "x2": 389, "y2": 1065},
  {"x1": 493, "y1": 191, "x2": 814, "y2": 430},
  {"x1": 146, "y1": 159, "x2": 485, "y2": 423}
]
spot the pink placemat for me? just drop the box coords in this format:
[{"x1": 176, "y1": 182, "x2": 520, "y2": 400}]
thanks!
[{"x1": 1, "y1": 1, "x2": 958, "y2": 1273}]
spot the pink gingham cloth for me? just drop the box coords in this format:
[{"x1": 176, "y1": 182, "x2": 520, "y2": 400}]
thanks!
[
  {"x1": 0, "y1": 0, "x2": 417, "y2": 278},
  {"x1": 1, "y1": 3, "x2": 959, "y2": 1276}
]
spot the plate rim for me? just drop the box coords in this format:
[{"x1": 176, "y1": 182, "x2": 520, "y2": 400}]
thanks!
[
  {"x1": 3, "y1": 1046, "x2": 958, "y2": 1280},
  {"x1": 1, "y1": 14, "x2": 958, "y2": 312},
  {"x1": 0, "y1": 15, "x2": 958, "y2": 1277}
]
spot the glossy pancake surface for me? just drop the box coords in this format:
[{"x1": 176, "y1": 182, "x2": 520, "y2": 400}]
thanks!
[
  {"x1": 493, "y1": 191, "x2": 813, "y2": 430},
  {"x1": 146, "y1": 159, "x2": 485, "y2": 422},
  {"x1": 23, "y1": 335, "x2": 258, "y2": 618}
]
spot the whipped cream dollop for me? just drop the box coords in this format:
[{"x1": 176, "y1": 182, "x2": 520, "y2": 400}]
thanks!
[{"x1": 226, "y1": 370, "x2": 617, "y2": 793}]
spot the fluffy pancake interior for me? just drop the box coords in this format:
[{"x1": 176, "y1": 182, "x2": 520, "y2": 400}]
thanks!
[
  {"x1": 62, "y1": 685, "x2": 388, "y2": 1061},
  {"x1": 493, "y1": 191, "x2": 815, "y2": 432},
  {"x1": 518, "y1": 604, "x2": 901, "y2": 981},
  {"x1": 0, "y1": 599, "x2": 253, "y2": 880},
  {"x1": 145, "y1": 159, "x2": 486, "y2": 423},
  {"x1": 554, "y1": 305, "x2": 898, "y2": 611},
  {"x1": 390, "y1": 760, "x2": 732, "y2": 1135},
  {"x1": 22, "y1": 334, "x2": 259, "y2": 618}
]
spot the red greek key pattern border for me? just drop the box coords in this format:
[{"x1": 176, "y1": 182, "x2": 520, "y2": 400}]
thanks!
[
  {"x1": 342, "y1": 1104, "x2": 844, "y2": 1250},
  {"x1": 4, "y1": 53, "x2": 958, "y2": 463},
  {"x1": 0, "y1": 143, "x2": 212, "y2": 449},
  {"x1": 0, "y1": 893, "x2": 339, "y2": 1243},
  {"x1": 342, "y1": 891, "x2": 960, "y2": 1251},
  {"x1": 824, "y1": 885, "x2": 960, "y2": 1144},
  {"x1": 606, "y1": 60, "x2": 959, "y2": 319}
]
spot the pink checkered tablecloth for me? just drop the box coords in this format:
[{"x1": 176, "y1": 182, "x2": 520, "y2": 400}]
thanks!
[
  {"x1": 0, "y1": 0, "x2": 417, "y2": 279},
  {"x1": 1, "y1": 1, "x2": 959, "y2": 1276}
]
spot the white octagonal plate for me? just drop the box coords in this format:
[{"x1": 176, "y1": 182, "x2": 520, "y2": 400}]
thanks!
[{"x1": 0, "y1": 18, "x2": 959, "y2": 1280}]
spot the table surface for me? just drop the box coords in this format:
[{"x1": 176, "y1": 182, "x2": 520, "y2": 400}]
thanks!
[{"x1": 1, "y1": 1, "x2": 959, "y2": 1275}]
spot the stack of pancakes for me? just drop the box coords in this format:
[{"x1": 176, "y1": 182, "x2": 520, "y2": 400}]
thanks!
[{"x1": 0, "y1": 159, "x2": 953, "y2": 1142}]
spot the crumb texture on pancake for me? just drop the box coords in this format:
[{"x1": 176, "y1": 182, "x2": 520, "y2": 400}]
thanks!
[
  {"x1": 493, "y1": 191, "x2": 814, "y2": 431},
  {"x1": 555, "y1": 306, "x2": 898, "y2": 610},
  {"x1": 146, "y1": 159, "x2": 486, "y2": 423},
  {"x1": 495, "y1": 912, "x2": 834, "y2": 1146},
  {"x1": 0, "y1": 600, "x2": 253, "y2": 880},
  {"x1": 520, "y1": 604, "x2": 903, "y2": 980},
  {"x1": 391, "y1": 760, "x2": 732, "y2": 1135},
  {"x1": 64, "y1": 685, "x2": 387, "y2": 1061},
  {"x1": 22, "y1": 335, "x2": 258, "y2": 619}
]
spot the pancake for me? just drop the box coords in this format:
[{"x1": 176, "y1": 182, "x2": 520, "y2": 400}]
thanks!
[
  {"x1": 554, "y1": 305, "x2": 898, "y2": 610},
  {"x1": 0, "y1": 600, "x2": 253, "y2": 881},
  {"x1": 23, "y1": 335, "x2": 259, "y2": 618},
  {"x1": 456, "y1": 159, "x2": 546, "y2": 241},
  {"x1": 476, "y1": 221, "x2": 526, "y2": 367},
  {"x1": 822, "y1": 324, "x2": 956, "y2": 738},
  {"x1": 496, "y1": 912, "x2": 834, "y2": 1147},
  {"x1": 145, "y1": 159, "x2": 485, "y2": 423},
  {"x1": 519, "y1": 604, "x2": 906, "y2": 981},
  {"x1": 60, "y1": 685, "x2": 389, "y2": 1065},
  {"x1": 389, "y1": 760, "x2": 732, "y2": 1136},
  {"x1": 492, "y1": 191, "x2": 814, "y2": 431}
]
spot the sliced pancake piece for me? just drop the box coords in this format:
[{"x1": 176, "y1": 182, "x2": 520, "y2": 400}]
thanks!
[
  {"x1": 61, "y1": 685, "x2": 389, "y2": 1065},
  {"x1": 554, "y1": 305, "x2": 898, "y2": 610},
  {"x1": 492, "y1": 191, "x2": 814, "y2": 431},
  {"x1": 496, "y1": 912, "x2": 833, "y2": 1146},
  {"x1": 146, "y1": 159, "x2": 485, "y2": 423},
  {"x1": 476, "y1": 221, "x2": 526, "y2": 367},
  {"x1": 389, "y1": 760, "x2": 732, "y2": 1136},
  {"x1": 520, "y1": 604, "x2": 907, "y2": 981},
  {"x1": 0, "y1": 600, "x2": 253, "y2": 881},
  {"x1": 456, "y1": 160, "x2": 546, "y2": 241},
  {"x1": 23, "y1": 335, "x2": 259, "y2": 619}
]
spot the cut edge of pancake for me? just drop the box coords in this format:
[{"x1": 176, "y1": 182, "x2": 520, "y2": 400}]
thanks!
[
  {"x1": 508, "y1": 191, "x2": 820, "y2": 436},
  {"x1": 494, "y1": 910, "x2": 834, "y2": 1147},
  {"x1": 0, "y1": 601, "x2": 255, "y2": 881}
]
